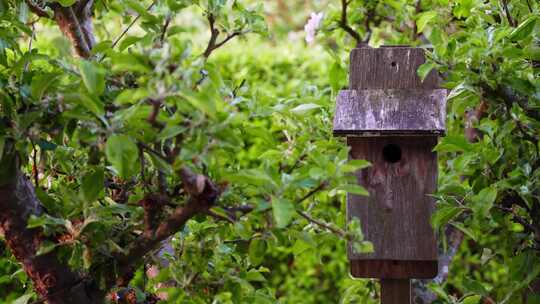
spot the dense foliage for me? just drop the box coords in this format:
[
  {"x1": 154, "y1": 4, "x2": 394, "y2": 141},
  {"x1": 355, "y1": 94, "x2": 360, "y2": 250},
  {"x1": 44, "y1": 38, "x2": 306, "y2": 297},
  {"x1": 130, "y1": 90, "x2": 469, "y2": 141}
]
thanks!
[{"x1": 0, "y1": 0, "x2": 539, "y2": 303}]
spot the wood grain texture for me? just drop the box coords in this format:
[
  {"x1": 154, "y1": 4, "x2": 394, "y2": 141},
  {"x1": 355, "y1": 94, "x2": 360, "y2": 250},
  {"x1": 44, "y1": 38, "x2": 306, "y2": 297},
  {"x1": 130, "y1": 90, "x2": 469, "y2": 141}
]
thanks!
[
  {"x1": 350, "y1": 260, "x2": 438, "y2": 279},
  {"x1": 381, "y1": 279, "x2": 411, "y2": 304},
  {"x1": 349, "y1": 47, "x2": 439, "y2": 90},
  {"x1": 347, "y1": 136, "x2": 438, "y2": 278},
  {"x1": 333, "y1": 89, "x2": 446, "y2": 136}
]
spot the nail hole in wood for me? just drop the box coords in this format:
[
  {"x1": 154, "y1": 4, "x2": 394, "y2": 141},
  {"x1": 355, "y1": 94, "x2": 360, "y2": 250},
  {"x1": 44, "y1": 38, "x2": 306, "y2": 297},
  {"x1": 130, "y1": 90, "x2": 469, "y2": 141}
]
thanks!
[
  {"x1": 383, "y1": 144, "x2": 402, "y2": 163},
  {"x1": 390, "y1": 61, "x2": 397, "y2": 67}
]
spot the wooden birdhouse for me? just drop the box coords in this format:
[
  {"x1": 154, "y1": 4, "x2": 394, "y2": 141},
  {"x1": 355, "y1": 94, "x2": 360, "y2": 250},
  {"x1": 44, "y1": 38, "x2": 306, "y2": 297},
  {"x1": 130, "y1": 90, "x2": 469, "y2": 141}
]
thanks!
[{"x1": 333, "y1": 47, "x2": 446, "y2": 302}]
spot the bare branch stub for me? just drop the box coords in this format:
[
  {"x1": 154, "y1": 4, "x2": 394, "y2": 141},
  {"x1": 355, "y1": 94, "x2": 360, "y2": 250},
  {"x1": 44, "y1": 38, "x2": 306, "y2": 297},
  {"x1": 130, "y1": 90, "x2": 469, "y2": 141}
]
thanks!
[{"x1": 339, "y1": 0, "x2": 362, "y2": 46}]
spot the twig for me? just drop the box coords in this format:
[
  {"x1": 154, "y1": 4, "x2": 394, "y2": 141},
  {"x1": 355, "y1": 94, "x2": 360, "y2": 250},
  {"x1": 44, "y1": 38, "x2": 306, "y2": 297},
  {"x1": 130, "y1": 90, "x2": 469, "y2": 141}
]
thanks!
[
  {"x1": 160, "y1": 15, "x2": 172, "y2": 45},
  {"x1": 110, "y1": 1, "x2": 156, "y2": 50},
  {"x1": 232, "y1": 79, "x2": 246, "y2": 98},
  {"x1": 202, "y1": 11, "x2": 247, "y2": 58},
  {"x1": 26, "y1": 0, "x2": 50, "y2": 18},
  {"x1": 31, "y1": 141, "x2": 39, "y2": 187},
  {"x1": 24, "y1": 22, "x2": 36, "y2": 72},
  {"x1": 526, "y1": 0, "x2": 533, "y2": 13},
  {"x1": 339, "y1": 0, "x2": 362, "y2": 46},
  {"x1": 214, "y1": 31, "x2": 243, "y2": 50},
  {"x1": 293, "y1": 182, "x2": 348, "y2": 238},
  {"x1": 496, "y1": 206, "x2": 540, "y2": 240},
  {"x1": 202, "y1": 13, "x2": 220, "y2": 58},
  {"x1": 411, "y1": 0, "x2": 422, "y2": 41},
  {"x1": 206, "y1": 209, "x2": 235, "y2": 224},
  {"x1": 502, "y1": 0, "x2": 516, "y2": 26},
  {"x1": 139, "y1": 142, "x2": 170, "y2": 164},
  {"x1": 297, "y1": 210, "x2": 348, "y2": 238},
  {"x1": 297, "y1": 182, "x2": 328, "y2": 204}
]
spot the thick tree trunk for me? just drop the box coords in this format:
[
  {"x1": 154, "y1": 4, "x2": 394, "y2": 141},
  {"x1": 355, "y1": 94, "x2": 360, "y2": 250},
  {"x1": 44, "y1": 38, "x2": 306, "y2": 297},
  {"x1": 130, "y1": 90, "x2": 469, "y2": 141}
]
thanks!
[{"x1": 0, "y1": 145, "x2": 103, "y2": 304}]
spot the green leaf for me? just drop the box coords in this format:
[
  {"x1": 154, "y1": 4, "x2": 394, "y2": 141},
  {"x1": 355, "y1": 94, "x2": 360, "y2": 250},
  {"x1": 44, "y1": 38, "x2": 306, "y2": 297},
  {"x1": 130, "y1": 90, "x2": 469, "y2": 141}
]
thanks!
[
  {"x1": 339, "y1": 184, "x2": 369, "y2": 196},
  {"x1": 416, "y1": 11, "x2": 437, "y2": 33},
  {"x1": 432, "y1": 205, "x2": 464, "y2": 229},
  {"x1": 463, "y1": 277, "x2": 489, "y2": 295},
  {"x1": 353, "y1": 241, "x2": 374, "y2": 254},
  {"x1": 180, "y1": 91, "x2": 217, "y2": 119},
  {"x1": 36, "y1": 241, "x2": 59, "y2": 256},
  {"x1": 461, "y1": 295, "x2": 482, "y2": 304},
  {"x1": 36, "y1": 139, "x2": 57, "y2": 151},
  {"x1": 509, "y1": 16, "x2": 537, "y2": 41},
  {"x1": 31, "y1": 73, "x2": 59, "y2": 100},
  {"x1": 81, "y1": 168, "x2": 104, "y2": 203},
  {"x1": 417, "y1": 62, "x2": 435, "y2": 82},
  {"x1": 56, "y1": 0, "x2": 77, "y2": 6},
  {"x1": 13, "y1": 294, "x2": 34, "y2": 304},
  {"x1": 65, "y1": 93, "x2": 104, "y2": 117},
  {"x1": 341, "y1": 159, "x2": 371, "y2": 173},
  {"x1": 119, "y1": 36, "x2": 143, "y2": 52},
  {"x1": 290, "y1": 103, "x2": 321, "y2": 114},
  {"x1": 329, "y1": 62, "x2": 346, "y2": 92},
  {"x1": 226, "y1": 169, "x2": 276, "y2": 188},
  {"x1": 451, "y1": 222, "x2": 476, "y2": 241},
  {"x1": 471, "y1": 187, "x2": 497, "y2": 218},
  {"x1": 28, "y1": 214, "x2": 68, "y2": 229},
  {"x1": 434, "y1": 135, "x2": 474, "y2": 153},
  {"x1": 79, "y1": 60, "x2": 105, "y2": 96},
  {"x1": 105, "y1": 134, "x2": 140, "y2": 179},
  {"x1": 245, "y1": 270, "x2": 266, "y2": 282},
  {"x1": 272, "y1": 197, "x2": 295, "y2": 228},
  {"x1": 248, "y1": 239, "x2": 267, "y2": 266}
]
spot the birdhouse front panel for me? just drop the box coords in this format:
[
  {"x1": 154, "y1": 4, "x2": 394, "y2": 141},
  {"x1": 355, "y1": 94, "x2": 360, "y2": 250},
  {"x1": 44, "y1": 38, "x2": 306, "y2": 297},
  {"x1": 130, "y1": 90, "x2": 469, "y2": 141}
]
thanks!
[{"x1": 347, "y1": 136, "x2": 439, "y2": 279}]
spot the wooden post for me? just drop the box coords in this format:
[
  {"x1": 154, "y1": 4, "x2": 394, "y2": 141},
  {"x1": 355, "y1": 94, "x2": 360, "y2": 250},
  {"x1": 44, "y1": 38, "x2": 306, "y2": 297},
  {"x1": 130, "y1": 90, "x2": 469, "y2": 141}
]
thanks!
[{"x1": 381, "y1": 279, "x2": 411, "y2": 304}]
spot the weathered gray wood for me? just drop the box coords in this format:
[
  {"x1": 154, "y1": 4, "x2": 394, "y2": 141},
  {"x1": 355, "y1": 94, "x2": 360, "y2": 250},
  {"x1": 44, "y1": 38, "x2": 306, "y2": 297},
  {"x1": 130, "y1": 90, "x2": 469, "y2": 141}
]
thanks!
[
  {"x1": 349, "y1": 47, "x2": 439, "y2": 90},
  {"x1": 347, "y1": 136, "x2": 438, "y2": 278},
  {"x1": 333, "y1": 89, "x2": 446, "y2": 136},
  {"x1": 381, "y1": 279, "x2": 411, "y2": 304}
]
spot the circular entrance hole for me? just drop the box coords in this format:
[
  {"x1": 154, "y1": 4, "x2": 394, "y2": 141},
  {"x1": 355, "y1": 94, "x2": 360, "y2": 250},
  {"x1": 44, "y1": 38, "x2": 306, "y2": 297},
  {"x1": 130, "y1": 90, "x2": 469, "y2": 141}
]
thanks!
[
  {"x1": 390, "y1": 61, "x2": 397, "y2": 67},
  {"x1": 382, "y1": 144, "x2": 402, "y2": 163}
]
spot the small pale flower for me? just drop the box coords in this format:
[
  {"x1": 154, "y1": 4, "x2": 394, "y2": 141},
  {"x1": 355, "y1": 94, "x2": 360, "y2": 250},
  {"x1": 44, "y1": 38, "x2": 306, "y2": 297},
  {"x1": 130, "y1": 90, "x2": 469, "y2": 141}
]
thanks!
[{"x1": 304, "y1": 12, "x2": 324, "y2": 44}]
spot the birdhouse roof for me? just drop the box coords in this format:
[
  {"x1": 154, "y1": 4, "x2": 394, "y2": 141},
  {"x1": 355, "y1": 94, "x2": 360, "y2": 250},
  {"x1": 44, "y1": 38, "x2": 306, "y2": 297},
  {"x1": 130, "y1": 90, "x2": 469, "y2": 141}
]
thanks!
[{"x1": 333, "y1": 89, "x2": 446, "y2": 136}]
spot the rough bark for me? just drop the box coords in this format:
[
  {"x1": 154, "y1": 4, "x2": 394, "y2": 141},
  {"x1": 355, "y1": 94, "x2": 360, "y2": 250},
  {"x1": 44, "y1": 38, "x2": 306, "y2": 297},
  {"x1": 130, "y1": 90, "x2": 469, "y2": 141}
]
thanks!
[
  {"x1": 0, "y1": 142, "x2": 220, "y2": 302},
  {"x1": 30, "y1": 0, "x2": 96, "y2": 58},
  {"x1": 53, "y1": 2, "x2": 95, "y2": 58},
  {"x1": 0, "y1": 146, "x2": 103, "y2": 304}
]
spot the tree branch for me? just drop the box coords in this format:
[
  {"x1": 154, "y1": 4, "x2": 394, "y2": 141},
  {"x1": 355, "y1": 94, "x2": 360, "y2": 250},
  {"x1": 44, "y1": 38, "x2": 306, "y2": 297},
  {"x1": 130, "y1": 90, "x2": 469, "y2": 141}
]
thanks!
[
  {"x1": 0, "y1": 144, "x2": 103, "y2": 303},
  {"x1": 53, "y1": 5, "x2": 92, "y2": 58},
  {"x1": 502, "y1": 0, "x2": 516, "y2": 27},
  {"x1": 339, "y1": 0, "x2": 362, "y2": 46},
  {"x1": 109, "y1": 167, "x2": 220, "y2": 288},
  {"x1": 293, "y1": 182, "x2": 349, "y2": 237},
  {"x1": 202, "y1": 13, "x2": 220, "y2": 58},
  {"x1": 109, "y1": 1, "x2": 156, "y2": 50},
  {"x1": 297, "y1": 210, "x2": 348, "y2": 238},
  {"x1": 26, "y1": 0, "x2": 51, "y2": 19}
]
